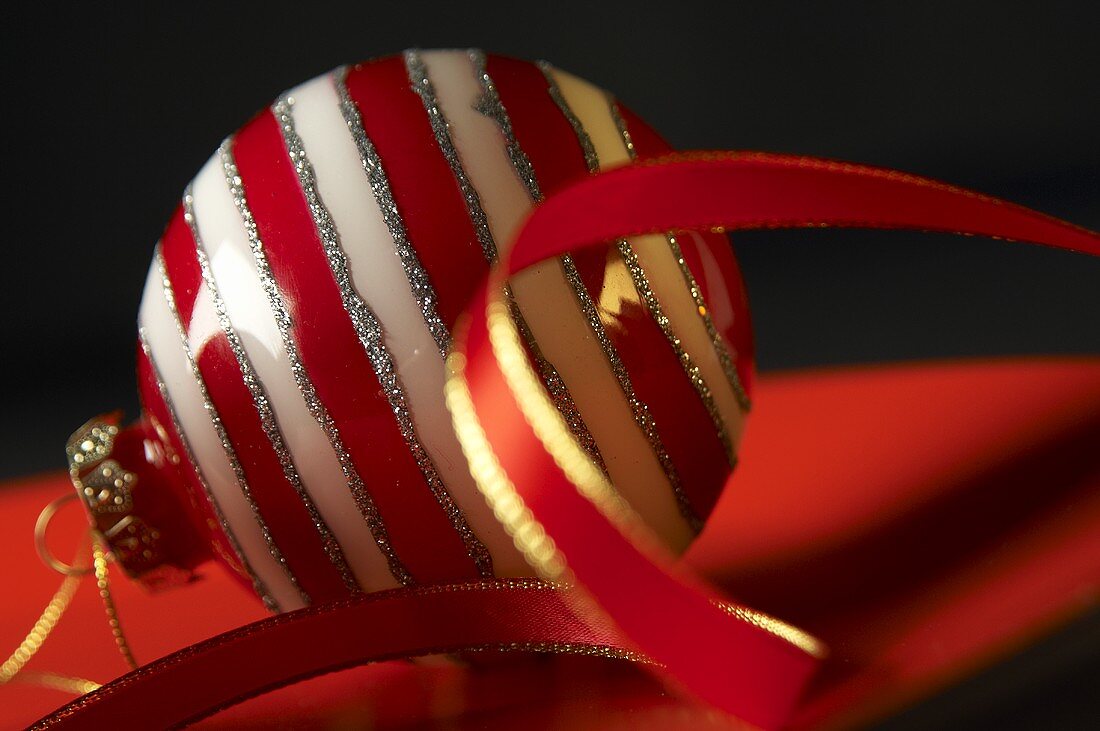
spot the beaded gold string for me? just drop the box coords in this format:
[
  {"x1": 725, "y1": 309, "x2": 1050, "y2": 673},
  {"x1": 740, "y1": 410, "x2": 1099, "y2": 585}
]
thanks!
[{"x1": 0, "y1": 494, "x2": 138, "y2": 695}]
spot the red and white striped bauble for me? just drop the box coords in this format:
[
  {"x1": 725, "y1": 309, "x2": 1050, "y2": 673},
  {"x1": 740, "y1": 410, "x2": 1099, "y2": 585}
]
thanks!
[{"x1": 98, "y1": 50, "x2": 754, "y2": 611}]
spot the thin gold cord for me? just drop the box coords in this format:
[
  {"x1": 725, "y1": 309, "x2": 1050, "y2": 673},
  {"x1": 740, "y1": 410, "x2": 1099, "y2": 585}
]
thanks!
[
  {"x1": 720, "y1": 604, "x2": 826, "y2": 659},
  {"x1": 92, "y1": 536, "x2": 138, "y2": 670},
  {"x1": 0, "y1": 533, "x2": 106, "y2": 695},
  {"x1": 8, "y1": 671, "x2": 101, "y2": 696},
  {"x1": 2, "y1": 505, "x2": 141, "y2": 697},
  {"x1": 0, "y1": 549, "x2": 85, "y2": 684}
]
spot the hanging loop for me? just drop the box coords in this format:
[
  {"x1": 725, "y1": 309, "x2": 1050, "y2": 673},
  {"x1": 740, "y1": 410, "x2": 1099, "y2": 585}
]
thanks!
[{"x1": 35, "y1": 493, "x2": 95, "y2": 577}]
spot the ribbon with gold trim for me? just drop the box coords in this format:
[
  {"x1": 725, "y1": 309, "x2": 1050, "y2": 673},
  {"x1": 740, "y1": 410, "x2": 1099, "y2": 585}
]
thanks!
[{"x1": 34, "y1": 152, "x2": 1100, "y2": 730}]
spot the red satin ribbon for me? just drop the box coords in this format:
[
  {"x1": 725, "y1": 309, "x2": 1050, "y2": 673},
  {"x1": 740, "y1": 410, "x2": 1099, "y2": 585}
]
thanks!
[
  {"x1": 31, "y1": 582, "x2": 636, "y2": 729},
  {"x1": 458, "y1": 152, "x2": 1099, "y2": 729},
  {"x1": 507, "y1": 152, "x2": 1100, "y2": 270},
  {"x1": 35, "y1": 153, "x2": 1099, "y2": 730}
]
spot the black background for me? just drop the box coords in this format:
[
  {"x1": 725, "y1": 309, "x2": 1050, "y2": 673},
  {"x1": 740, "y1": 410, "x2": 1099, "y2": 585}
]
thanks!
[{"x1": 1, "y1": 1, "x2": 1097, "y2": 728}]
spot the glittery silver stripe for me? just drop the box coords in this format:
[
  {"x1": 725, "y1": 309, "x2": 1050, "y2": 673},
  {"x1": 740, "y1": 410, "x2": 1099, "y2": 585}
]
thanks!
[
  {"x1": 466, "y1": 49, "x2": 607, "y2": 473},
  {"x1": 543, "y1": 69, "x2": 735, "y2": 515},
  {"x1": 190, "y1": 172, "x2": 365, "y2": 593},
  {"x1": 274, "y1": 95, "x2": 494, "y2": 578},
  {"x1": 542, "y1": 80, "x2": 735, "y2": 464},
  {"x1": 505, "y1": 284, "x2": 608, "y2": 474},
  {"x1": 615, "y1": 241, "x2": 734, "y2": 464},
  {"x1": 537, "y1": 60, "x2": 599, "y2": 173},
  {"x1": 138, "y1": 313, "x2": 282, "y2": 613},
  {"x1": 334, "y1": 66, "x2": 450, "y2": 358},
  {"x1": 558, "y1": 255, "x2": 701, "y2": 531},
  {"x1": 607, "y1": 98, "x2": 751, "y2": 412},
  {"x1": 471, "y1": 50, "x2": 541, "y2": 206},
  {"x1": 478, "y1": 55, "x2": 697, "y2": 527},
  {"x1": 405, "y1": 49, "x2": 498, "y2": 264},
  {"x1": 183, "y1": 200, "x2": 317, "y2": 606}
]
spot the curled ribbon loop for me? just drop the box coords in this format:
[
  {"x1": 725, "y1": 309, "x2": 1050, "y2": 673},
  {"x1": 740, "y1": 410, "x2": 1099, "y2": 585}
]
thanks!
[
  {"x1": 445, "y1": 152, "x2": 1100, "y2": 728},
  {"x1": 34, "y1": 153, "x2": 1100, "y2": 730}
]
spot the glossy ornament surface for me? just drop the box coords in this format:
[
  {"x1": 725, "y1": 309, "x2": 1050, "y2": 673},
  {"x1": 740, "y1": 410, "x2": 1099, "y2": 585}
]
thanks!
[{"x1": 105, "y1": 50, "x2": 753, "y2": 611}]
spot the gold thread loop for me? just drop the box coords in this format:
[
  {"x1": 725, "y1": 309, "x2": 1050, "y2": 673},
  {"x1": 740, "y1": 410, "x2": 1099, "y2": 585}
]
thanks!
[
  {"x1": 34, "y1": 493, "x2": 93, "y2": 577},
  {"x1": 4, "y1": 496, "x2": 137, "y2": 697}
]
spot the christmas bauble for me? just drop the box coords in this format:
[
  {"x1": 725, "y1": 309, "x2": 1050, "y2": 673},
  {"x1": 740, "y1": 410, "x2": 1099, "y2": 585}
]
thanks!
[{"x1": 72, "y1": 50, "x2": 755, "y2": 612}]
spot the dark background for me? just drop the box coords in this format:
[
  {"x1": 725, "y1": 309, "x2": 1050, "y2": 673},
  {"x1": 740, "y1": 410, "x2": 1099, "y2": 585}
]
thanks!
[{"x1": 2, "y1": 1, "x2": 1097, "y2": 727}]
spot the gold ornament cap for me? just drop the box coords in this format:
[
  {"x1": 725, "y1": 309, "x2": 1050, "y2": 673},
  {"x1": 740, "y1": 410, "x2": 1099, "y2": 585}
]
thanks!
[{"x1": 66, "y1": 413, "x2": 203, "y2": 591}]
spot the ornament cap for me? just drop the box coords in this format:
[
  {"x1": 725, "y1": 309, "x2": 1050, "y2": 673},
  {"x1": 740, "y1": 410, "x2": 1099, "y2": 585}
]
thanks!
[{"x1": 66, "y1": 414, "x2": 205, "y2": 591}]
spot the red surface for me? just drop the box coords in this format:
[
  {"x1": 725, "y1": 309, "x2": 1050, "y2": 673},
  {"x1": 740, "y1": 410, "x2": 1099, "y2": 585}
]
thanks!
[
  {"x1": 6, "y1": 358, "x2": 1098, "y2": 729},
  {"x1": 697, "y1": 358, "x2": 1100, "y2": 729},
  {"x1": 230, "y1": 110, "x2": 481, "y2": 585}
]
